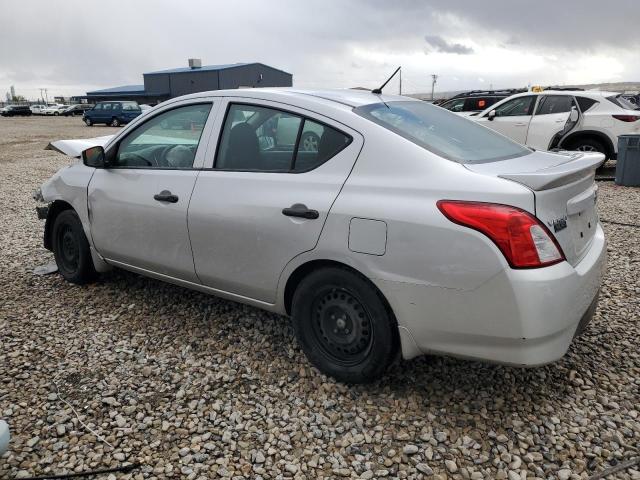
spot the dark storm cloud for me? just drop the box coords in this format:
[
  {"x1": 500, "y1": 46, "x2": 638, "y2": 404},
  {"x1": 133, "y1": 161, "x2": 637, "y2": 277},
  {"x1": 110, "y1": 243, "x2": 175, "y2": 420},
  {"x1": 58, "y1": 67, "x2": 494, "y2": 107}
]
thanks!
[
  {"x1": 424, "y1": 35, "x2": 473, "y2": 54},
  {"x1": 1, "y1": 0, "x2": 638, "y2": 97}
]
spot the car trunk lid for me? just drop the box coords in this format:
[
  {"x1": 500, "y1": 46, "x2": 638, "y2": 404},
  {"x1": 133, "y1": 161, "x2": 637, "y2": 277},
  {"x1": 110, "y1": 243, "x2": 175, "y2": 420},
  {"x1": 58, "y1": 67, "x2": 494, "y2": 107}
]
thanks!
[{"x1": 465, "y1": 150, "x2": 604, "y2": 266}]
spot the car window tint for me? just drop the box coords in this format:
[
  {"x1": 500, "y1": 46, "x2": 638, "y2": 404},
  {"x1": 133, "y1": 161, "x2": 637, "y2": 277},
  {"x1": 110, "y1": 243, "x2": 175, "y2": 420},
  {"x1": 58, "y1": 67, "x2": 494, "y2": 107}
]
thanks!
[
  {"x1": 535, "y1": 95, "x2": 573, "y2": 115},
  {"x1": 294, "y1": 120, "x2": 351, "y2": 172},
  {"x1": 112, "y1": 103, "x2": 122, "y2": 111},
  {"x1": 116, "y1": 103, "x2": 212, "y2": 169},
  {"x1": 576, "y1": 97, "x2": 598, "y2": 112},
  {"x1": 494, "y1": 96, "x2": 536, "y2": 117},
  {"x1": 355, "y1": 101, "x2": 529, "y2": 164},
  {"x1": 94, "y1": 104, "x2": 102, "y2": 110},
  {"x1": 217, "y1": 104, "x2": 302, "y2": 171},
  {"x1": 442, "y1": 98, "x2": 466, "y2": 112},
  {"x1": 122, "y1": 101, "x2": 140, "y2": 111}
]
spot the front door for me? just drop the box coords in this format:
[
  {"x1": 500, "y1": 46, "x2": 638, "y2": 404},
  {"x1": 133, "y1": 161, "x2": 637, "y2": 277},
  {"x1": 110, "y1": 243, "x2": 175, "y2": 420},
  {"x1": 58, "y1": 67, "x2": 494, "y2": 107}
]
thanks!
[
  {"x1": 88, "y1": 101, "x2": 215, "y2": 282},
  {"x1": 188, "y1": 100, "x2": 363, "y2": 303},
  {"x1": 477, "y1": 95, "x2": 537, "y2": 144}
]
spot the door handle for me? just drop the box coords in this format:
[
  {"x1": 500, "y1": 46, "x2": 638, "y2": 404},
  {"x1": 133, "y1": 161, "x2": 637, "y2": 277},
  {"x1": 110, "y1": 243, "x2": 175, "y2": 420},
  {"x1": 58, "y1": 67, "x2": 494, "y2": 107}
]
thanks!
[
  {"x1": 514, "y1": 122, "x2": 527, "y2": 126},
  {"x1": 153, "y1": 190, "x2": 179, "y2": 203},
  {"x1": 282, "y1": 203, "x2": 319, "y2": 219}
]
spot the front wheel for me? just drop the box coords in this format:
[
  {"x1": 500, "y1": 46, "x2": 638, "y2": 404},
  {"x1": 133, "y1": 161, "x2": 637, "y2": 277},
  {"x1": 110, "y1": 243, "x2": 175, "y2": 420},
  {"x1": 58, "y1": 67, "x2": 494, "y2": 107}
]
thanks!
[
  {"x1": 292, "y1": 267, "x2": 398, "y2": 383},
  {"x1": 84, "y1": 118, "x2": 92, "y2": 126},
  {"x1": 52, "y1": 210, "x2": 96, "y2": 284},
  {"x1": 110, "y1": 117, "x2": 121, "y2": 127}
]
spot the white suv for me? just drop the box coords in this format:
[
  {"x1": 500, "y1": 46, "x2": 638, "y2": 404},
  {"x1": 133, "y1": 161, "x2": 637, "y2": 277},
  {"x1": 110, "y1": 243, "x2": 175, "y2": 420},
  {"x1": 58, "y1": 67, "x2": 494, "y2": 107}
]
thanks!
[{"x1": 474, "y1": 90, "x2": 640, "y2": 160}]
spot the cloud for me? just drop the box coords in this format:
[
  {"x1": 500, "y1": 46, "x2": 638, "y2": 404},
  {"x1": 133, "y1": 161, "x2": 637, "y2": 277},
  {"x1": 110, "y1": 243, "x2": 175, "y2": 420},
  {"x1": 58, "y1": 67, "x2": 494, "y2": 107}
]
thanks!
[{"x1": 424, "y1": 35, "x2": 474, "y2": 55}]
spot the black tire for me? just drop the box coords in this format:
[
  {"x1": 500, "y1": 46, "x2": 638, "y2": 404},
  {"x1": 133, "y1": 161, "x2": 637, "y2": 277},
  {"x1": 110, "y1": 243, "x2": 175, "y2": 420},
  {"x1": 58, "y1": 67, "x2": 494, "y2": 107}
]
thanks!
[
  {"x1": 291, "y1": 267, "x2": 398, "y2": 383},
  {"x1": 110, "y1": 117, "x2": 120, "y2": 127},
  {"x1": 54, "y1": 112, "x2": 59, "y2": 116},
  {"x1": 52, "y1": 210, "x2": 96, "y2": 285},
  {"x1": 566, "y1": 137, "x2": 607, "y2": 158},
  {"x1": 84, "y1": 118, "x2": 92, "y2": 126},
  {"x1": 300, "y1": 132, "x2": 320, "y2": 152}
]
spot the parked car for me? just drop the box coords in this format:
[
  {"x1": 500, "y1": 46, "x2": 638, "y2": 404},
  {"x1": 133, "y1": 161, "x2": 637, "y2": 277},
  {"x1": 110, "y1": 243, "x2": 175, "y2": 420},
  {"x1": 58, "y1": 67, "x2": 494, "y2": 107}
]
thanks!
[
  {"x1": 36, "y1": 89, "x2": 605, "y2": 383},
  {"x1": 439, "y1": 89, "x2": 525, "y2": 116},
  {"x1": 1, "y1": 105, "x2": 32, "y2": 116},
  {"x1": 474, "y1": 90, "x2": 640, "y2": 160},
  {"x1": 42, "y1": 105, "x2": 68, "y2": 116},
  {"x1": 62, "y1": 104, "x2": 94, "y2": 116},
  {"x1": 83, "y1": 101, "x2": 142, "y2": 127},
  {"x1": 30, "y1": 104, "x2": 48, "y2": 115}
]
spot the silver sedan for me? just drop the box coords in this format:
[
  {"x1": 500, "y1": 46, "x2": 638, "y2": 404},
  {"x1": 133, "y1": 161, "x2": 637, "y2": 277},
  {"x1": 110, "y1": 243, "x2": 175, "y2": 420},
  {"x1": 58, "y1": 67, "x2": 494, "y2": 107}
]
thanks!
[{"x1": 36, "y1": 88, "x2": 606, "y2": 383}]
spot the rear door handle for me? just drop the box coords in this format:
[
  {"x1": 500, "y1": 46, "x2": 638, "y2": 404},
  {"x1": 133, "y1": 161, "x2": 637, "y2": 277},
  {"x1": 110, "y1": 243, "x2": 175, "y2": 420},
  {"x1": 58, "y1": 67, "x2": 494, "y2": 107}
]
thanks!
[
  {"x1": 154, "y1": 190, "x2": 179, "y2": 203},
  {"x1": 282, "y1": 203, "x2": 319, "y2": 219},
  {"x1": 514, "y1": 122, "x2": 527, "y2": 126}
]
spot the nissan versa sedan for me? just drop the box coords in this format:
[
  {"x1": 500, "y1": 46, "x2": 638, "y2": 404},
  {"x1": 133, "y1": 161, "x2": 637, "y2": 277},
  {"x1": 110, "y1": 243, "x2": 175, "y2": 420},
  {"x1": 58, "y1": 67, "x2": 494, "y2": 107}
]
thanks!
[{"x1": 35, "y1": 89, "x2": 606, "y2": 383}]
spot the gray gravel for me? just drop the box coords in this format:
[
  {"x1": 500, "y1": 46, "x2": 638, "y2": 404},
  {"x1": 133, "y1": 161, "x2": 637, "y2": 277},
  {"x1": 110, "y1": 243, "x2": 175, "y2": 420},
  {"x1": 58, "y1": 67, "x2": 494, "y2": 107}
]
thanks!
[{"x1": 1, "y1": 116, "x2": 639, "y2": 479}]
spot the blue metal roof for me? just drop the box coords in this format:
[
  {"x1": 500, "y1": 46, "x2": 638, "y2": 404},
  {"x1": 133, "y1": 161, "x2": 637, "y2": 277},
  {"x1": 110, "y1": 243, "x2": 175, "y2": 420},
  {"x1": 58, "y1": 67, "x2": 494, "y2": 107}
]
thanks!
[
  {"x1": 144, "y1": 63, "x2": 249, "y2": 75},
  {"x1": 86, "y1": 84, "x2": 145, "y2": 95}
]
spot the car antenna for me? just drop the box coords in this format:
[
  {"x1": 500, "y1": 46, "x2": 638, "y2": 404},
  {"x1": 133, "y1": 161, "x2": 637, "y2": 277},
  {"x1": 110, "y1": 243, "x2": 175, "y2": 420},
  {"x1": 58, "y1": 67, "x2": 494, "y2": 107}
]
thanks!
[{"x1": 372, "y1": 66, "x2": 401, "y2": 95}]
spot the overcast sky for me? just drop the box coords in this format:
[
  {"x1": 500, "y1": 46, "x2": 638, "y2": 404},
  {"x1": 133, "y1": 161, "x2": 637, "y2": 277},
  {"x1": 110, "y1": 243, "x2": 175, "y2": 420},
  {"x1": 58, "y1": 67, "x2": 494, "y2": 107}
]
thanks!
[{"x1": 1, "y1": 0, "x2": 639, "y2": 100}]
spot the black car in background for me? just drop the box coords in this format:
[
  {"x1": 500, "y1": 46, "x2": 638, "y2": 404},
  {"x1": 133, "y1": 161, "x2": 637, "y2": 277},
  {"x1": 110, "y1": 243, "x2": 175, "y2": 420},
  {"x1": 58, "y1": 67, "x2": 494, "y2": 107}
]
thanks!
[
  {"x1": 1, "y1": 105, "x2": 32, "y2": 117},
  {"x1": 62, "y1": 104, "x2": 94, "y2": 116},
  {"x1": 439, "y1": 89, "x2": 527, "y2": 115}
]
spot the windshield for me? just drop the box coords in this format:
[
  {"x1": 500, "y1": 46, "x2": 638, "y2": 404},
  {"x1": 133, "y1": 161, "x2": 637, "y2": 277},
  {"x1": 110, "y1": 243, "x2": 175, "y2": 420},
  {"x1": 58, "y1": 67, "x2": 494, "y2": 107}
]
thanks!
[
  {"x1": 354, "y1": 101, "x2": 530, "y2": 164},
  {"x1": 607, "y1": 94, "x2": 640, "y2": 111}
]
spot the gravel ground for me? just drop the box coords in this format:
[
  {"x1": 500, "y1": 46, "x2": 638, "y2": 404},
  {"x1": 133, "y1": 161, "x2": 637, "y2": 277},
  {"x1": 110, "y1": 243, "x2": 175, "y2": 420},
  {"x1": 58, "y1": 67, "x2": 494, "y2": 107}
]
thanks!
[{"x1": 0, "y1": 116, "x2": 639, "y2": 480}]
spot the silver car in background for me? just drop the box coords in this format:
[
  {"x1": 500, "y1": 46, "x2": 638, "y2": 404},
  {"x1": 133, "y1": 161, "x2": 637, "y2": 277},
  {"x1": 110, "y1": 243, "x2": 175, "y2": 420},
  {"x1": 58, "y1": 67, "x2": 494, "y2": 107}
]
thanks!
[{"x1": 36, "y1": 89, "x2": 606, "y2": 383}]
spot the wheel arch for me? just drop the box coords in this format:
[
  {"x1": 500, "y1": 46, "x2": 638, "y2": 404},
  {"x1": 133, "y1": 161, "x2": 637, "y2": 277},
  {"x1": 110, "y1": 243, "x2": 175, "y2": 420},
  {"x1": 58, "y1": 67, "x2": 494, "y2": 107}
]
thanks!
[
  {"x1": 43, "y1": 200, "x2": 74, "y2": 251},
  {"x1": 558, "y1": 130, "x2": 615, "y2": 159}
]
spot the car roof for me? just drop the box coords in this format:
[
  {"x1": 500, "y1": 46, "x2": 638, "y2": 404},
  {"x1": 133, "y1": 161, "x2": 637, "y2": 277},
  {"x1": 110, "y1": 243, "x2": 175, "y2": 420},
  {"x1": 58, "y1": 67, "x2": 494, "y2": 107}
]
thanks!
[
  {"x1": 176, "y1": 88, "x2": 411, "y2": 109},
  {"x1": 509, "y1": 89, "x2": 618, "y2": 98}
]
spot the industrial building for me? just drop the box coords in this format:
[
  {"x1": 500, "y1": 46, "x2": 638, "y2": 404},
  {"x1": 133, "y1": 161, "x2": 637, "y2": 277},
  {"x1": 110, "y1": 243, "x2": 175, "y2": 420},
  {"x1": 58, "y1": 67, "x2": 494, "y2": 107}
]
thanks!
[{"x1": 79, "y1": 59, "x2": 292, "y2": 104}]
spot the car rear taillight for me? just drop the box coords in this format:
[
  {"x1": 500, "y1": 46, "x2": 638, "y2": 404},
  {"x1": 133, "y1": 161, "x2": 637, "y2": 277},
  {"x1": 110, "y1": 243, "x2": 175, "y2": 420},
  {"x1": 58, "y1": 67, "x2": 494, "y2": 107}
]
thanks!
[
  {"x1": 436, "y1": 200, "x2": 565, "y2": 269},
  {"x1": 612, "y1": 114, "x2": 640, "y2": 122}
]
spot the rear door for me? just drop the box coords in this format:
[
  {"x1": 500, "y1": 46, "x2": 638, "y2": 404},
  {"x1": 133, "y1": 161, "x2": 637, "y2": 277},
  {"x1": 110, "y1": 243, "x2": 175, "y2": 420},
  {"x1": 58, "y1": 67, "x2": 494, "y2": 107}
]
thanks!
[
  {"x1": 477, "y1": 95, "x2": 537, "y2": 144},
  {"x1": 526, "y1": 95, "x2": 577, "y2": 150},
  {"x1": 188, "y1": 99, "x2": 363, "y2": 303}
]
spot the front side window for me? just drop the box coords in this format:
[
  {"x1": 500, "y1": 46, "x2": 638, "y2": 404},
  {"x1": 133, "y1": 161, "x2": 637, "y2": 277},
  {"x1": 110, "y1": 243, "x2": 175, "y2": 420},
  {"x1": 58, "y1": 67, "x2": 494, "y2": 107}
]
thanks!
[
  {"x1": 493, "y1": 96, "x2": 536, "y2": 117},
  {"x1": 115, "y1": 103, "x2": 212, "y2": 168},
  {"x1": 441, "y1": 98, "x2": 466, "y2": 112},
  {"x1": 535, "y1": 95, "x2": 574, "y2": 115},
  {"x1": 216, "y1": 103, "x2": 351, "y2": 172},
  {"x1": 93, "y1": 104, "x2": 103, "y2": 111},
  {"x1": 354, "y1": 101, "x2": 529, "y2": 164}
]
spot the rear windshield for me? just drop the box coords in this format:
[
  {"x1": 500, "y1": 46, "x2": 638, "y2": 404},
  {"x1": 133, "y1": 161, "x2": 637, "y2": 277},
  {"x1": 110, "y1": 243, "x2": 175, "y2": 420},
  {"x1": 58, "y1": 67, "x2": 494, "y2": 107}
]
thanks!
[
  {"x1": 607, "y1": 94, "x2": 640, "y2": 111},
  {"x1": 354, "y1": 101, "x2": 530, "y2": 164}
]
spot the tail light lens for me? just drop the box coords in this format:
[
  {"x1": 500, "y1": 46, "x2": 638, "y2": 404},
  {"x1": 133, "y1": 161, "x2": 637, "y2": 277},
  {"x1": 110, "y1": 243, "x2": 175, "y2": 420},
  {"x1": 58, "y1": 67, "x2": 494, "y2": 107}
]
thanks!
[
  {"x1": 612, "y1": 115, "x2": 640, "y2": 122},
  {"x1": 437, "y1": 200, "x2": 565, "y2": 269}
]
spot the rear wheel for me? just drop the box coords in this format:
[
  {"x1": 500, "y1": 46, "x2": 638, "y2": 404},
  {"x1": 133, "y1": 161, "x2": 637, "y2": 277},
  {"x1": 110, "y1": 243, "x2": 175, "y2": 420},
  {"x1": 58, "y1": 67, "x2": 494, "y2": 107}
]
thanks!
[
  {"x1": 567, "y1": 137, "x2": 607, "y2": 157},
  {"x1": 110, "y1": 117, "x2": 121, "y2": 127},
  {"x1": 52, "y1": 210, "x2": 96, "y2": 284},
  {"x1": 292, "y1": 267, "x2": 398, "y2": 383}
]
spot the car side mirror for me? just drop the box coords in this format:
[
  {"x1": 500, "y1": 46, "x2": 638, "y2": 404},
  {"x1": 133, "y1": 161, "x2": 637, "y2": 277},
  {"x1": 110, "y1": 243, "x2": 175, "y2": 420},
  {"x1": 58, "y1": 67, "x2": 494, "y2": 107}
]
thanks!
[
  {"x1": 82, "y1": 146, "x2": 106, "y2": 168},
  {"x1": 488, "y1": 109, "x2": 496, "y2": 121},
  {"x1": 569, "y1": 106, "x2": 579, "y2": 122}
]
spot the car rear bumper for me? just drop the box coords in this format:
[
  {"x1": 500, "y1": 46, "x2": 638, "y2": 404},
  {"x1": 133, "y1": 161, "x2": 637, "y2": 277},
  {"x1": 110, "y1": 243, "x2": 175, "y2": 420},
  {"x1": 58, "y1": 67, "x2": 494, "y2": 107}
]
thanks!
[{"x1": 377, "y1": 224, "x2": 607, "y2": 365}]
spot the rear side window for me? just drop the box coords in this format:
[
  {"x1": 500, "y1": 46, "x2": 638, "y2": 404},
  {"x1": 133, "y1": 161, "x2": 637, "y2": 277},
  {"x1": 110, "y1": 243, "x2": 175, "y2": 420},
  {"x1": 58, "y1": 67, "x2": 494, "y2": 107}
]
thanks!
[
  {"x1": 535, "y1": 95, "x2": 574, "y2": 115},
  {"x1": 122, "y1": 101, "x2": 141, "y2": 111},
  {"x1": 216, "y1": 103, "x2": 351, "y2": 172},
  {"x1": 355, "y1": 101, "x2": 529, "y2": 164},
  {"x1": 576, "y1": 97, "x2": 598, "y2": 112}
]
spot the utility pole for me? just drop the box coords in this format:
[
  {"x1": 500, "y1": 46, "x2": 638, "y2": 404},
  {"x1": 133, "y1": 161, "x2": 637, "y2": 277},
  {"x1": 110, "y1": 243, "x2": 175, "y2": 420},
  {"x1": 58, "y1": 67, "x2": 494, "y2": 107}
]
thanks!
[
  {"x1": 44, "y1": 88, "x2": 49, "y2": 104},
  {"x1": 430, "y1": 74, "x2": 438, "y2": 101},
  {"x1": 399, "y1": 67, "x2": 402, "y2": 95}
]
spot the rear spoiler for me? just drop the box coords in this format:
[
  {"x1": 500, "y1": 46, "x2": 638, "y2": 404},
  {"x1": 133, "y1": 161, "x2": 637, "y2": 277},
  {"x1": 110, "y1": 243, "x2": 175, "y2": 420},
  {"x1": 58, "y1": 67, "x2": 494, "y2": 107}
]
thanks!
[
  {"x1": 45, "y1": 135, "x2": 114, "y2": 158},
  {"x1": 498, "y1": 152, "x2": 604, "y2": 191}
]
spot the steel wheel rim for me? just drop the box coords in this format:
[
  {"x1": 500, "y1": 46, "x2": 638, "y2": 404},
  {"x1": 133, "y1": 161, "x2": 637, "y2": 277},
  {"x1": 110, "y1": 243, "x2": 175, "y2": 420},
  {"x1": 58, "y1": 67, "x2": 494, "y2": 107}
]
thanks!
[
  {"x1": 577, "y1": 145, "x2": 597, "y2": 152},
  {"x1": 310, "y1": 287, "x2": 373, "y2": 366},
  {"x1": 58, "y1": 225, "x2": 79, "y2": 272},
  {"x1": 303, "y1": 135, "x2": 319, "y2": 152}
]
